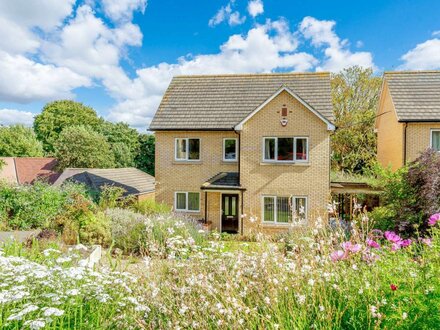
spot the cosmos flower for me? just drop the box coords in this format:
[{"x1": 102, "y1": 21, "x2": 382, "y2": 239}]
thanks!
[{"x1": 428, "y1": 213, "x2": 440, "y2": 226}]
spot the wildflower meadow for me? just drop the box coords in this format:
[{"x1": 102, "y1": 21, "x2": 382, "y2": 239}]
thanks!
[{"x1": 0, "y1": 211, "x2": 439, "y2": 329}]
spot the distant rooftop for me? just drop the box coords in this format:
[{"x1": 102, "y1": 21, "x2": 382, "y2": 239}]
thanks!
[
  {"x1": 384, "y1": 70, "x2": 440, "y2": 122},
  {"x1": 0, "y1": 157, "x2": 59, "y2": 185}
]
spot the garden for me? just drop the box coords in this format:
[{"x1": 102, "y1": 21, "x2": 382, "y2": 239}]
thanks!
[{"x1": 0, "y1": 150, "x2": 440, "y2": 329}]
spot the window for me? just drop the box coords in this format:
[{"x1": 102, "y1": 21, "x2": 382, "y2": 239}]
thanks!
[
  {"x1": 262, "y1": 196, "x2": 307, "y2": 223},
  {"x1": 223, "y1": 138, "x2": 238, "y2": 161},
  {"x1": 431, "y1": 130, "x2": 440, "y2": 151},
  {"x1": 175, "y1": 192, "x2": 200, "y2": 212},
  {"x1": 175, "y1": 138, "x2": 200, "y2": 161},
  {"x1": 263, "y1": 137, "x2": 308, "y2": 162}
]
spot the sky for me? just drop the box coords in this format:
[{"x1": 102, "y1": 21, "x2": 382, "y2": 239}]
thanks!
[{"x1": 0, "y1": 0, "x2": 439, "y2": 131}]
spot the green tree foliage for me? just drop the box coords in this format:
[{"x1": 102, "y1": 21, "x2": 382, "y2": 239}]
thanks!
[
  {"x1": 54, "y1": 126, "x2": 115, "y2": 169},
  {"x1": 0, "y1": 125, "x2": 44, "y2": 157},
  {"x1": 34, "y1": 100, "x2": 101, "y2": 153},
  {"x1": 331, "y1": 66, "x2": 382, "y2": 173},
  {"x1": 97, "y1": 122, "x2": 139, "y2": 167},
  {"x1": 135, "y1": 134, "x2": 155, "y2": 175}
]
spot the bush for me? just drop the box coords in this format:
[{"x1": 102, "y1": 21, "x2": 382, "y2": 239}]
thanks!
[
  {"x1": 130, "y1": 198, "x2": 171, "y2": 216},
  {"x1": 78, "y1": 212, "x2": 111, "y2": 246},
  {"x1": 0, "y1": 182, "x2": 91, "y2": 230},
  {"x1": 367, "y1": 206, "x2": 395, "y2": 231}
]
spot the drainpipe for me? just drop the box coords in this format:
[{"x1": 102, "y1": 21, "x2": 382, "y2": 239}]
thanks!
[
  {"x1": 204, "y1": 191, "x2": 207, "y2": 224},
  {"x1": 234, "y1": 128, "x2": 243, "y2": 235},
  {"x1": 403, "y1": 122, "x2": 408, "y2": 166}
]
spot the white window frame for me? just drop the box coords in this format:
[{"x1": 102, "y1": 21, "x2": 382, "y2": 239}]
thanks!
[
  {"x1": 175, "y1": 138, "x2": 201, "y2": 161},
  {"x1": 261, "y1": 195, "x2": 308, "y2": 224},
  {"x1": 174, "y1": 191, "x2": 200, "y2": 212},
  {"x1": 430, "y1": 129, "x2": 440, "y2": 151},
  {"x1": 223, "y1": 138, "x2": 238, "y2": 162},
  {"x1": 262, "y1": 137, "x2": 309, "y2": 163}
]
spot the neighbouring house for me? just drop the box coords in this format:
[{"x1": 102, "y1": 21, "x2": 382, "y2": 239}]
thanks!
[
  {"x1": 376, "y1": 71, "x2": 440, "y2": 171},
  {"x1": 150, "y1": 73, "x2": 335, "y2": 234},
  {"x1": 54, "y1": 167, "x2": 155, "y2": 201},
  {"x1": 0, "y1": 157, "x2": 59, "y2": 185}
]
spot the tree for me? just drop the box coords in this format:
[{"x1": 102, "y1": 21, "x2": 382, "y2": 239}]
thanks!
[
  {"x1": 54, "y1": 126, "x2": 115, "y2": 169},
  {"x1": 97, "y1": 122, "x2": 139, "y2": 167},
  {"x1": 135, "y1": 134, "x2": 155, "y2": 175},
  {"x1": 34, "y1": 100, "x2": 102, "y2": 153},
  {"x1": 331, "y1": 66, "x2": 382, "y2": 173},
  {"x1": 0, "y1": 125, "x2": 44, "y2": 157}
]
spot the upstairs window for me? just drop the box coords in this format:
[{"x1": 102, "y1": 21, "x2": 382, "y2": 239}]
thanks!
[
  {"x1": 175, "y1": 138, "x2": 200, "y2": 161},
  {"x1": 223, "y1": 138, "x2": 238, "y2": 161},
  {"x1": 431, "y1": 130, "x2": 440, "y2": 151},
  {"x1": 263, "y1": 137, "x2": 308, "y2": 162}
]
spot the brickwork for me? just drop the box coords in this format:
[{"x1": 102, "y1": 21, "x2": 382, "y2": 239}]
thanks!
[
  {"x1": 376, "y1": 82, "x2": 404, "y2": 171},
  {"x1": 406, "y1": 123, "x2": 440, "y2": 162}
]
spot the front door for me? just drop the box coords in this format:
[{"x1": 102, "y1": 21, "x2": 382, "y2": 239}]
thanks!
[{"x1": 221, "y1": 194, "x2": 239, "y2": 233}]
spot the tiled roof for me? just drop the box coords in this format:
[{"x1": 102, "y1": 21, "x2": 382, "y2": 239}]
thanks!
[
  {"x1": 150, "y1": 73, "x2": 334, "y2": 130},
  {"x1": 384, "y1": 71, "x2": 440, "y2": 121},
  {"x1": 54, "y1": 167, "x2": 155, "y2": 196},
  {"x1": 0, "y1": 157, "x2": 59, "y2": 185}
]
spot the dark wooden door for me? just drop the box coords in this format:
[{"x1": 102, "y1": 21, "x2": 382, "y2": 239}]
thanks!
[{"x1": 222, "y1": 194, "x2": 239, "y2": 233}]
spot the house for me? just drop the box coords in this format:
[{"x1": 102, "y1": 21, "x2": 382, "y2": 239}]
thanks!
[
  {"x1": 150, "y1": 73, "x2": 335, "y2": 235},
  {"x1": 54, "y1": 167, "x2": 155, "y2": 201},
  {"x1": 0, "y1": 157, "x2": 59, "y2": 185},
  {"x1": 376, "y1": 71, "x2": 440, "y2": 171}
]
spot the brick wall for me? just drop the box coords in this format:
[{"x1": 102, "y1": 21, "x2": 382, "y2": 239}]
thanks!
[
  {"x1": 406, "y1": 123, "x2": 440, "y2": 162},
  {"x1": 240, "y1": 90, "x2": 331, "y2": 234},
  {"x1": 376, "y1": 82, "x2": 404, "y2": 171}
]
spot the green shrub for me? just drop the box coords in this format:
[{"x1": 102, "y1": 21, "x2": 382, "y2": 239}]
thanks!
[
  {"x1": 79, "y1": 212, "x2": 111, "y2": 246},
  {"x1": 367, "y1": 206, "x2": 396, "y2": 231},
  {"x1": 130, "y1": 198, "x2": 171, "y2": 216}
]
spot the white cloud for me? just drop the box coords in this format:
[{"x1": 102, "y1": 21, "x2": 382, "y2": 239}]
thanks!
[
  {"x1": 108, "y1": 20, "x2": 317, "y2": 128},
  {"x1": 0, "y1": 51, "x2": 90, "y2": 103},
  {"x1": 432, "y1": 30, "x2": 440, "y2": 36},
  {"x1": 399, "y1": 38, "x2": 440, "y2": 70},
  {"x1": 299, "y1": 16, "x2": 375, "y2": 72},
  {"x1": 101, "y1": 0, "x2": 147, "y2": 22},
  {"x1": 0, "y1": 109, "x2": 35, "y2": 126},
  {"x1": 248, "y1": 0, "x2": 264, "y2": 18},
  {"x1": 209, "y1": 1, "x2": 246, "y2": 27}
]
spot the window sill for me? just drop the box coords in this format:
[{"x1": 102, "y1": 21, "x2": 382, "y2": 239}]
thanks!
[
  {"x1": 260, "y1": 162, "x2": 310, "y2": 166},
  {"x1": 261, "y1": 222, "x2": 306, "y2": 227},
  {"x1": 221, "y1": 160, "x2": 238, "y2": 164},
  {"x1": 173, "y1": 161, "x2": 203, "y2": 165},
  {"x1": 175, "y1": 210, "x2": 201, "y2": 213}
]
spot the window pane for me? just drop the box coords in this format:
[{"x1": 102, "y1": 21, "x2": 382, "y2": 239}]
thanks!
[
  {"x1": 231, "y1": 196, "x2": 236, "y2": 216},
  {"x1": 432, "y1": 131, "x2": 440, "y2": 151},
  {"x1": 295, "y1": 197, "x2": 307, "y2": 221},
  {"x1": 296, "y1": 138, "x2": 308, "y2": 161},
  {"x1": 263, "y1": 197, "x2": 275, "y2": 221},
  {"x1": 277, "y1": 197, "x2": 291, "y2": 223},
  {"x1": 224, "y1": 196, "x2": 229, "y2": 216},
  {"x1": 278, "y1": 138, "x2": 294, "y2": 161},
  {"x1": 176, "y1": 139, "x2": 187, "y2": 160},
  {"x1": 224, "y1": 139, "x2": 236, "y2": 160},
  {"x1": 188, "y1": 139, "x2": 200, "y2": 160},
  {"x1": 176, "y1": 193, "x2": 186, "y2": 210},
  {"x1": 188, "y1": 192, "x2": 199, "y2": 211},
  {"x1": 264, "y1": 138, "x2": 275, "y2": 160}
]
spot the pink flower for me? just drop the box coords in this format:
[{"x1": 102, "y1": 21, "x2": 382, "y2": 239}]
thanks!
[
  {"x1": 384, "y1": 231, "x2": 402, "y2": 243},
  {"x1": 366, "y1": 239, "x2": 380, "y2": 249},
  {"x1": 428, "y1": 213, "x2": 440, "y2": 226},
  {"x1": 330, "y1": 250, "x2": 346, "y2": 262},
  {"x1": 399, "y1": 239, "x2": 412, "y2": 247},
  {"x1": 341, "y1": 241, "x2": 362, "y2": 253},
  {"x1": 391, "y1": 243, "x2": 401, "y2": 251},
  {"x1": 420, "y1": 238, "x2": 432, "y2": 246}
]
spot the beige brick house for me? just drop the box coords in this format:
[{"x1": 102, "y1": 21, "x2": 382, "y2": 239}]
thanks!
[
  {"x1": 150, "y1": 73, "x2": 335, "y2": 235},
  {"x1": 376, "y1": 71, "x2": 440, "y2": 171}
]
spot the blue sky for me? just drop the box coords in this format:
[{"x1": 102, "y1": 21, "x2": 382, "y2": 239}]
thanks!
[{"x1": 0, "y1": 0, "x2": 439, "y2": 131}]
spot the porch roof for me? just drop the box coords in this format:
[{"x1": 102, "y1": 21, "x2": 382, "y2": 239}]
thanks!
[
  {"x1": 330, "y1": 181, "x2": 381, "y2": 194},
  {"x1": 201, "y1": 172, "x2": 245, "y2": 191}
]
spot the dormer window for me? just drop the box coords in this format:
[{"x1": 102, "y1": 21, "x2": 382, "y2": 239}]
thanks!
[
  {"x1": 175, "y1": 138, "x2": 200, "y2": 161},
  {"x1": 263, "y1": 137, "x2": 308, "y2": 163}
]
